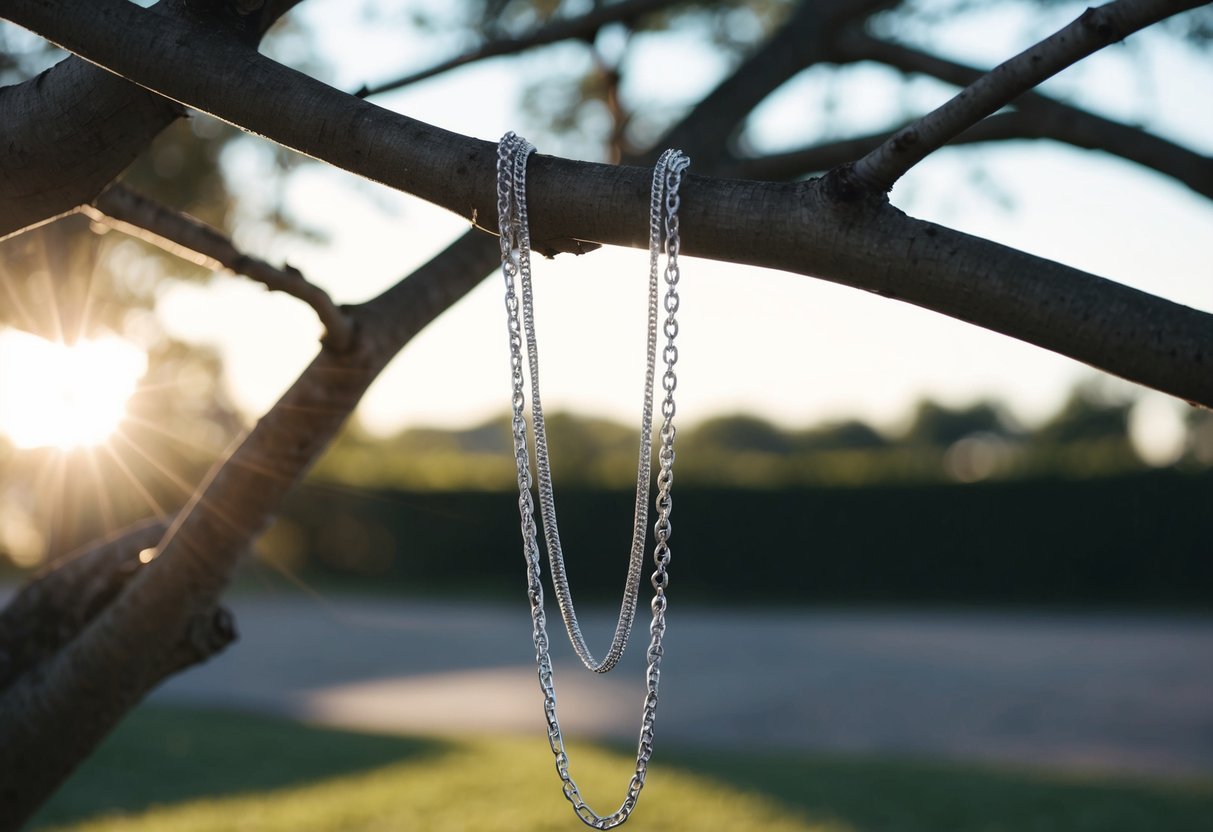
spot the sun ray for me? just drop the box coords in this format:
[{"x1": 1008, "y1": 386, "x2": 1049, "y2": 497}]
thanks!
[
  {"x1": 99, "y1": 442, "x2": 169, "y2": 519},
  {"x1": 123, "y1": 413, "x2": 302, "y2": 490},
  {"x1": 111, "y1": 429, "x2": 269, "y2": 547},
  {"x1": 111, "y1": 428, "x2": 199, "y2": 498},
  {"x1": 38, "y1": 449, "x2": 69, "y2": 557},
  {"x1": 81, "y1": 447, "x2": 119, "y2": 534},
  {"x1": 246, "y1": 545, "x2": 336, "y2": 609},
  {"x1": 0, "y1": 257, "x2": 39, "y2": 333},
  {"x1": 120, "y1": 413, "x2": 230, "y2": 456},
  {"x1": 72, "y1": 231, "x2": 106, "y2": 343},
  {"x1": 36, "y1": 243, "x2": 67, "y2": 344}
]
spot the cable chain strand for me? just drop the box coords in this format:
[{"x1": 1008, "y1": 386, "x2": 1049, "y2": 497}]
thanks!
[{"x1": 497, "y1": 132, "x2": 688, "y2": 829}]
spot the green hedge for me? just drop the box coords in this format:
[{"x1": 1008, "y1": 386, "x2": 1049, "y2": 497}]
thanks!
[{"x1": 275, "y1": 469, "x2": 1213, "y2": 606}]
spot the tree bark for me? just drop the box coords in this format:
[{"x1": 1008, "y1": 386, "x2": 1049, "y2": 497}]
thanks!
[{"x1": 0, "y1": 0, "x2": 302, "y2": 241}]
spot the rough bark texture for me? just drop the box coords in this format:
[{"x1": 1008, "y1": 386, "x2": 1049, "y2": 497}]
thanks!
[
  {"x1": 0, "y1": 0, "x2": 303, "y2": 240},
  {"x1": 0, "y1": 519, "x2": 169, "y2": 693},
  {"x1": 0, "y1": 58, "x2": 181, "y2": 240}
]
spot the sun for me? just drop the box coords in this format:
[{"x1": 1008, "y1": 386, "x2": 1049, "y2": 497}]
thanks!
[{"x1": 0, "y1": 329, "x2": 148, "y2": 450}]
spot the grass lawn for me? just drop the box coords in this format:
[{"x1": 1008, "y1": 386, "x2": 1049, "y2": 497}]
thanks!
[{"x1": 28, "y1": 706, "x2": 1213, "y2": 832}]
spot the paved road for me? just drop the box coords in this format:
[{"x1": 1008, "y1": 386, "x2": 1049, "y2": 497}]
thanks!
[{"x1": 147, "y1": 593, "x2": 1213, "y2": 778}]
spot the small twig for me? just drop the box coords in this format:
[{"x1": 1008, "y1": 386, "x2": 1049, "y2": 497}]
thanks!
[
  {"x1": 84, "y1": 184, "x2": 353, "y2": 351},
  {"x1": 842, "y1": 0, "x2": 1206, "y2": 194},
  {"x1": 355, "y1": 0, "x2": 679, "y2": 98}
]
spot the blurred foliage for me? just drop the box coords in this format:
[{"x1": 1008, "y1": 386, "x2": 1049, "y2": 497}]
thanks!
[
  {"x1": 398, "y1": 0, "x2": 796, "y2": 160},
  {"x1": 309, "y1": 379, "x2": 1197, "y2": 494}
]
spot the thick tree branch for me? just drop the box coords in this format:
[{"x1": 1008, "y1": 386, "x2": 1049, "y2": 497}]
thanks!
[
  {"x1": 829, "y1": 30, "x2": 1213, "y2": 200},
  {"x1": 83, "y1": 184, "x2": 354, "y2": 350},
  {"x1": 5, "y1": 0, "x2": 1210, "y2": 409},
  {"x1": 356, "y1": 0, "x2": 683, "y2": 98},
  {"x1": 840, "y1": 0, "x2": 1207, "y2": 194},
  {"x1": 0, "y1": 0, "x2": 300, "y2": 240},
  {"x1": 0, "y1": 58, "x2": 181, "y2": 241},
  {"x1": 0, "y1": 519, "x2": 169, "y2": 694},
  {"x1": 0, "y1": 230, "x2": 501, "y2": 829}
]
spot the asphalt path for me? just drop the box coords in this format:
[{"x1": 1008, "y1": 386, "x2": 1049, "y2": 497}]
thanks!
[{"x1": 139, "y1": 593, "x2": 1213, "y2": 778}]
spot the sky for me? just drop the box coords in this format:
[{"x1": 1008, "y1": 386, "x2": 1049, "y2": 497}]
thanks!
[{"x1": 146, "y1": 0, "x2": 1213, "y2": 458}]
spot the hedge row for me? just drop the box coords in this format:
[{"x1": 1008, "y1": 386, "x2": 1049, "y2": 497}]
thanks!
[{"x1": 276, "y1": 469, "x2": 1213, "y2": 607}]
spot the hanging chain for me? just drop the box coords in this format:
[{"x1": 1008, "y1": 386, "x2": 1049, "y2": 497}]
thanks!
[{"x1": 497, "y1": 132, "x2": 689, "y2": 829}]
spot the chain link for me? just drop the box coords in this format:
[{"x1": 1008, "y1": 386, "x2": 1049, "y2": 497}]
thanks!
[{"x1": 497, "y1": 133, "x2": 689, "y2": 829}]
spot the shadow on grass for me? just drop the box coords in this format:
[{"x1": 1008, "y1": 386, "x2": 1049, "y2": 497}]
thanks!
[
  {"x1": 28, "y1": 706, "x2": 446, "y2": 829},
  {"x1": 27, "y1": 706, "x2": 1213, "y2": 832},
  {"x1": 662, "y1": 746, "x2": 1213, "y2": 832}
]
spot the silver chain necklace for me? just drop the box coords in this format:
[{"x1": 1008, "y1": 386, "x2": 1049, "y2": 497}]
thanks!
[{"x1": 497, "y1": 132, "x2": 689, "y2": 829}]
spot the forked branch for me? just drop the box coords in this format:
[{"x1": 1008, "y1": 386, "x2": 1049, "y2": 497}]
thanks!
[
  {"x1": 85, "y1": 184, "x2": 354, "y2": 350},
  {"x1": 731, "y1": 105, "x2": 1213, "y2": 193},
  {"x1": 828, "y1": 30, "x2": 1213, "y2": 200},
  {"x1": 841, "y1": 0, "x2": 1208, "y2": 194}
]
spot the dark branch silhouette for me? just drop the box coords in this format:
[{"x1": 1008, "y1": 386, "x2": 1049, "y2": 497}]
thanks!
[
  {"x1": 85, "y1": 184, "x2": 354, "y2": 351},
  {"x1": 826, "y1": 30, "x2": 1213, "y2": 200},
  {"x1": 356, "y1": 0, "x2": 683, "y2": 98},
  {"x1": 841, "y1": 0, "x2": 1206, "y2": 193}
]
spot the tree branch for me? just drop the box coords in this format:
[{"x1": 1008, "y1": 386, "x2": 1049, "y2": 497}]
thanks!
[
  {"x1": 634, "y1": 0, "x2": 893, "y2": 168},
  {"x1": 0, "y1": 0, "x2": 301, "y2": 240},
  {"x1": 728, "y1": 104, "x2": 1213, "y2": 191},
  {"x1": 0, "y1": 230, "x2": 501, "y2": 829},
  {"x1": 839, "y1": 0, "x2": 1207, "y2": 194},
  {"x1": 83, "y1": 184, "x2": 354, "y2": 351},
  {"x1": 728, "y1": 132, "x2": 895, "y2": 181},
  {"x1": 356, "y1": 0, "x2": 683, "y2": 98},
  {"x1": 0, "y1": 56, "x2": 181, "y2": 241},
  {"x1": 3, "y1": 0, "x2": 1212, "y2": 410},
  {"x1": 0, "y1": 518, "x2": 169, "y2": 695},
  {"x1": 829, "y1": 30, "x2": 1213, "y2": 200}
]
